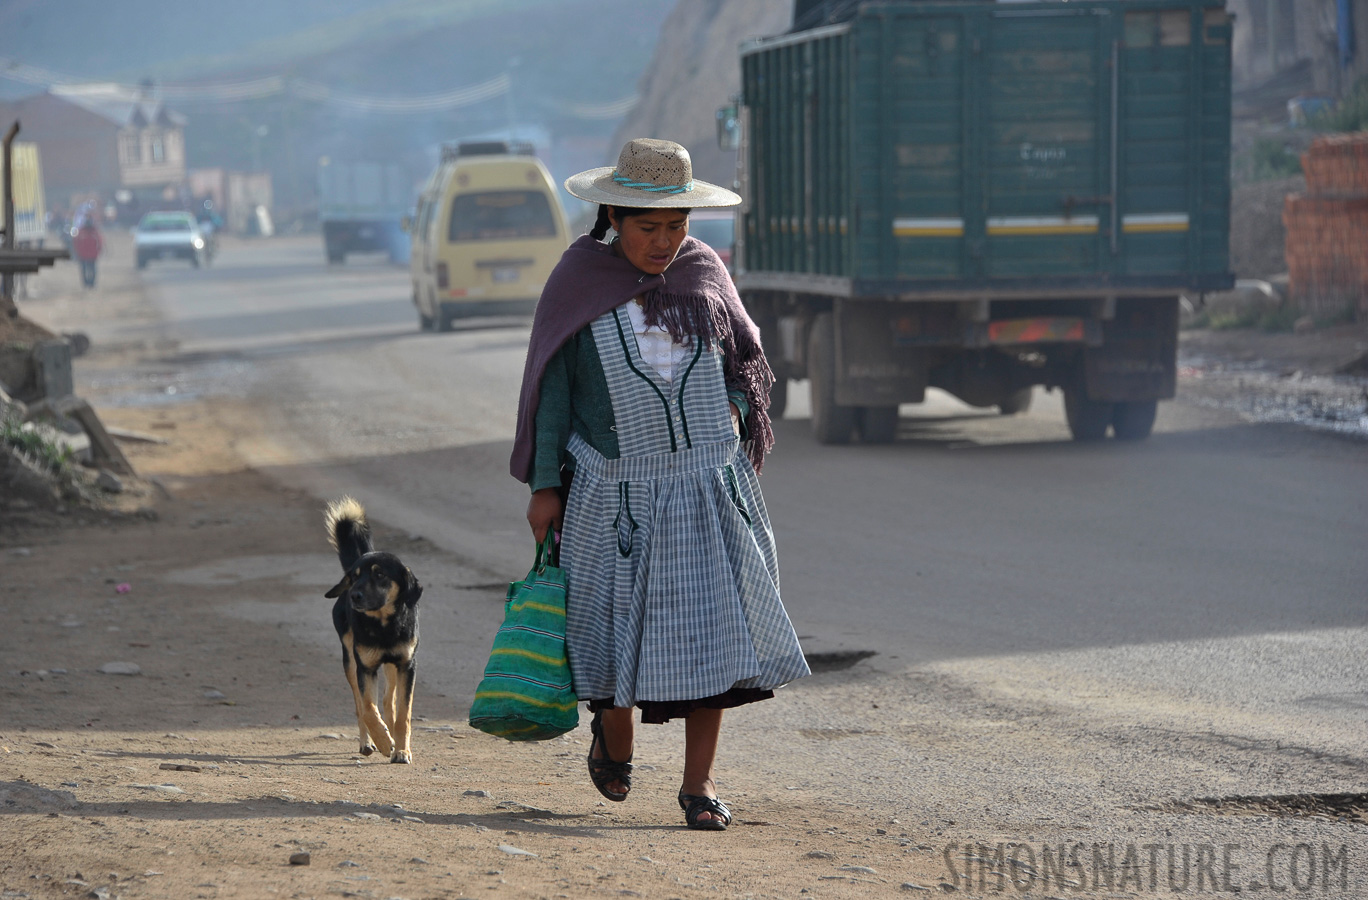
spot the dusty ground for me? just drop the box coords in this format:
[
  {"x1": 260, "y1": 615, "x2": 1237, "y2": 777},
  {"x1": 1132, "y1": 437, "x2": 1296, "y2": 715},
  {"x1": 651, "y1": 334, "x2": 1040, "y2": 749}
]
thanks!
[
  {"x1": 1178, "y1": 319, "x2": 1368, "y2": 438},
  {"x1": 2, "y1": 239, "x2": 1366, "y2": 900},
  {"x1": 2, "y1": 241, "x2": 954, "y2": 900},
  {"x1": 9, "y1": 468, "x2": 957, "y2": 900}
]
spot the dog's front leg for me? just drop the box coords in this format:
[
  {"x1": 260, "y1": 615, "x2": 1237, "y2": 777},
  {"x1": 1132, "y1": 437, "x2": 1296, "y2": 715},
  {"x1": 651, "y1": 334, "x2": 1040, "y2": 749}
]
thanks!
[
  {"x1": 342, "y1": 637, "x2": 379, "y2": 756},
  {"x1": 356, "y1": 665, "x2": 395, "y2": 757},
  {"x1": 384, "y1": 661, "x2": 416, "y2": 764},
  {"x1": 382, "y1": 666, "x2": 398, "y2": 735}
]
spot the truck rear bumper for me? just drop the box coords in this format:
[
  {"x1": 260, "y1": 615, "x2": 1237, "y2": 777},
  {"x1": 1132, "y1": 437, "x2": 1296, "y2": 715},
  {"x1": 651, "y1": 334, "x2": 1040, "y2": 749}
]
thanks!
[
  {"x1": 827, "y1": 297, "x2": 1177, "y2": 407},
  {"x1": 323, "y1": 220, "x2": 402, "y2": 253}
]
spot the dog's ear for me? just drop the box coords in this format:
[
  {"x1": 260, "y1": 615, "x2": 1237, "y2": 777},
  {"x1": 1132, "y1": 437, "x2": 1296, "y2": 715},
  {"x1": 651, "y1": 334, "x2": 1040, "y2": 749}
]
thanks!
[
  {"x1": 405, "y1": 567, "x2": 423, "y2": 600},
  {"x1": 325, "y1": 574, "x2": 351, "y2": 599}
]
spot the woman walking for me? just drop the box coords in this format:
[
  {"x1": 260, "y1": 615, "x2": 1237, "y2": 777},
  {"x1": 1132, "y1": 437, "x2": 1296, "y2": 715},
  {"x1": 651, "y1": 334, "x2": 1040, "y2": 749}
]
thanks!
[{"x1": 511, "y1": 139, "x2": 809, "y2": 830}]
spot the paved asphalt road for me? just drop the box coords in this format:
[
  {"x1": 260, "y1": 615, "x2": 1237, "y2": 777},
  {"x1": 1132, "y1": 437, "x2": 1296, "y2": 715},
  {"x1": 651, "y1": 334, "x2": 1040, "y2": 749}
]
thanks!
[
  {"x1": 131, "y1": 237, "x2": 1366, "y2": 657},
  {"x1": 112, "y1": 236, "x2": 1368, "y2": 886}
]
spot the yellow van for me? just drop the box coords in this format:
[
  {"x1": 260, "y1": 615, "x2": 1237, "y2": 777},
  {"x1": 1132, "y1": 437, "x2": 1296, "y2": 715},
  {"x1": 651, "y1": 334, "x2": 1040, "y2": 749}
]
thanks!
[{"x1": 409, "y1": 141, "x2": 570, "y2": 331}]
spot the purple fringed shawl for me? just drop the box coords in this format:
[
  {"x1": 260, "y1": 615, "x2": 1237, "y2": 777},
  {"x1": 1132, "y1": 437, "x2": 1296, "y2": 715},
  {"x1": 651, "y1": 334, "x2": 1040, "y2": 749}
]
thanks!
[{"x1": 510, "y1": 234, "x2": 774, "y2": 483}]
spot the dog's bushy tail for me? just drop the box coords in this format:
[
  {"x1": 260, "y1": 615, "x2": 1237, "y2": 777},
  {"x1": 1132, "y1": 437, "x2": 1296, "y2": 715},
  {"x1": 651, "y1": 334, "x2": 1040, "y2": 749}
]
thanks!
[{"x1": 325, "y1": 496, "x2": 373, "y2": 570}]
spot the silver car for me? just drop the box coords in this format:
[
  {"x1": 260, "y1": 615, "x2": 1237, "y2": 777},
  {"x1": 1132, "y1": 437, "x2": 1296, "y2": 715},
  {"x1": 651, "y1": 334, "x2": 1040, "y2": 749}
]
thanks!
[{"x1": 134, "y1": 211, "x2": 208, "y2": 269}]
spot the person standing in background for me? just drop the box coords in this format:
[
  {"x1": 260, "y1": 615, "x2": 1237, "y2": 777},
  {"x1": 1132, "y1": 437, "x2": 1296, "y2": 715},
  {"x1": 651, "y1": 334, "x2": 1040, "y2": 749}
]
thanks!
[{"x1": 72, "y1": 215, "x2": 103, "y2": 289}]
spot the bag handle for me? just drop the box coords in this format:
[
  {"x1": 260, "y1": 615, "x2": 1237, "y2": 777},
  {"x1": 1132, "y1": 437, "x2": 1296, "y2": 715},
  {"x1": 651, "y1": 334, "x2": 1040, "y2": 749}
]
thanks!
[{"x1": 534, "y1": 529, "x2": 560, "y2": 572}]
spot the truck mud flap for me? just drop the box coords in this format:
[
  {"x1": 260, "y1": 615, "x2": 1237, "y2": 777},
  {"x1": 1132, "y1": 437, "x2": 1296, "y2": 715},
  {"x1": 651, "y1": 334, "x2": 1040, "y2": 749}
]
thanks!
[
  {"x1": 1083, "y1": 298, "x2": 1179, "y2": 402},
  {"x1": 833, "y1": 300, "x2": 928, "y2": 407}
]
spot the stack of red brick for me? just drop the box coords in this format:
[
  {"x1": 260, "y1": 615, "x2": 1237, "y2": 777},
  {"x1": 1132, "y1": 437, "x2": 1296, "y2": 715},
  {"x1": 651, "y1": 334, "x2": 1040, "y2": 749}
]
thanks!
[{"x1": 1284, "y1": 132, "x2": 1368, "y2": 318}]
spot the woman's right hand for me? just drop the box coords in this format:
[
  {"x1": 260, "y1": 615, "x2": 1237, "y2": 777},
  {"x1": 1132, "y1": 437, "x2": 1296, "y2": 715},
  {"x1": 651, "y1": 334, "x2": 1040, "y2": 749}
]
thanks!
[{"x1": 527, "y1": 488, "x2": 563, "y2": 541}]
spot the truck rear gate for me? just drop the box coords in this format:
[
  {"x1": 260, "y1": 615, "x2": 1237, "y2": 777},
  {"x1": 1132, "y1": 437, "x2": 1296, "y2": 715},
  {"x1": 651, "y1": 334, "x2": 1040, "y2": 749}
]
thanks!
[
  {"x1": 318, "y1": 161, "x2": 412, "y2": 264},
  {"x1": 735, "y1": 0, "x2": 1233, "y2": 442}
]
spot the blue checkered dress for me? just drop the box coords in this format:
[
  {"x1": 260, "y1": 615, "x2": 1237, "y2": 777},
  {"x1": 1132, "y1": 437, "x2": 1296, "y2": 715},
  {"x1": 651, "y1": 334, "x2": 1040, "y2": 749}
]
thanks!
[{"x1": 559, "y1": 306, "x2": 810, "y2": 708}]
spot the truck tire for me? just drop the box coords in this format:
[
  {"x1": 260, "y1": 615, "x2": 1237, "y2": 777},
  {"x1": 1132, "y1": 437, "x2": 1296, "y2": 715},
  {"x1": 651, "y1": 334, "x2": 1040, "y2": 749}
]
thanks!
[
  {"x1": 768, "y1": 377, "x2": 788, "y2": 419},
  {"x1": 436, "y1": 306, "x2": 455, "y2": 333},
  {"x1": 857, "y1": 406, "x2": 899, "y2": 443},
  {"x1": 997, "y1": 388, "x2": 1033, "y2": 416},
  {"x1": 808, "y1": 312, "x2": 855, "y2": 444},
  {"x1": 1112, "y1": 400, "x2": 1157, "y2": 441},
  {"x1": 1064, "y1": 386, "x2": 1113, "y2": 441}
]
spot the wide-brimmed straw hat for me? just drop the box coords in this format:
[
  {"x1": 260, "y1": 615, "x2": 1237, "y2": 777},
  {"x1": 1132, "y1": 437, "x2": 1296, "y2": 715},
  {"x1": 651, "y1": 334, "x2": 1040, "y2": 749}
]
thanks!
[{"x1": 565, "y1": 138, "x2": 741, "y2": 208}]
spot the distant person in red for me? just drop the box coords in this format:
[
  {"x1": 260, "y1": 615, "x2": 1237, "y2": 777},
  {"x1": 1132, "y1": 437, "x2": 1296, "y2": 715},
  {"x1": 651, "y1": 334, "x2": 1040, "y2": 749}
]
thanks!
[{"x1": 73, "y1": 216, "x2": 103, "y2": 288}]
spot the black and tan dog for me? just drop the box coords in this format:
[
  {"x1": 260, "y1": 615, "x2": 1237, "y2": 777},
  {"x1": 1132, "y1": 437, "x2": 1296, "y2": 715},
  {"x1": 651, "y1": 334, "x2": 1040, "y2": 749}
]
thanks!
[{"x1": 324, "y1": 497, "x2": 423, "y2": 764}]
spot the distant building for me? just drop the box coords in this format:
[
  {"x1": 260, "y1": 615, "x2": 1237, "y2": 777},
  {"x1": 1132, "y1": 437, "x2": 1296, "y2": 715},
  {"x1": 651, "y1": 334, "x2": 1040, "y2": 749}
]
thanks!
[
  {"x1": 188, "y1": 167, "x2": 274, "y2": 236},
  {"x1": 0, "y1": 84, "x2": 186, "y2": 210}
]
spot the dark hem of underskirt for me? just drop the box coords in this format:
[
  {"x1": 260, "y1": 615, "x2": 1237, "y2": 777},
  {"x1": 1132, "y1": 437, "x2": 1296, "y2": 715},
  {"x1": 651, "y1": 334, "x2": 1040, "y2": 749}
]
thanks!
[{"x1": 587, "y1": 686, "x2": 775, "y2": 724}]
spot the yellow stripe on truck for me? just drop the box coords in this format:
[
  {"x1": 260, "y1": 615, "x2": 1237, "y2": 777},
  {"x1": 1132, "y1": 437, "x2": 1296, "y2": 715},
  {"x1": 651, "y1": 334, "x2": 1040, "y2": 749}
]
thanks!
[
  {"x1": 893, "y1": 217, "x2": 964, "y2": 237},
  {"x1": 1122, "y1": 213, "x2": 1190, "y2": 233},
  {"x1": 987, "y1": 216, "x2": 1099, "y2": 236}
]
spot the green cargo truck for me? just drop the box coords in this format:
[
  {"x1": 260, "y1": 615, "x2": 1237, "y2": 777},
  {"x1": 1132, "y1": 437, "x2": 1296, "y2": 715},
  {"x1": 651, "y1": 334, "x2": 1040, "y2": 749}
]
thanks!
[{"x1": 726, "y1": 0, "x2": 1233, "y2": 442}]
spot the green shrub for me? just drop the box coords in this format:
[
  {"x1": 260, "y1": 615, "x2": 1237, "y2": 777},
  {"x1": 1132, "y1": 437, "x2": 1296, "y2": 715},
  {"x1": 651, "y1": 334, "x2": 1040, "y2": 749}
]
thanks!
[
  {"x1": 1205, "y1": 308, "x2": 1261, "y2": 330},
  {"x1": 1312, "y1": 79, "x2": 1368, "y2": 133},
  {"x1": 1246, "y1": 138, "x2": 1304, "y2": 180},
  {"x1": 1194, "y1": 304, "x2": 1298, "y2": 332},
  {"x1": 1255, "y1": 306, "x2": 1302, "y2": 332},
  {"x1": 1, "y1": 414, "x2": 75, "y2": 478},
  {"x1": 1184, "y1": 300, "x2": 1356, "y2": 333}
]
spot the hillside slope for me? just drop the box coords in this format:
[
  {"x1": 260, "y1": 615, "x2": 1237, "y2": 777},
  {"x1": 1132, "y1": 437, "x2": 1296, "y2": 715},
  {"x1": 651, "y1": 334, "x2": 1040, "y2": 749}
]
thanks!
[
  {"x1": 0, "y1": 0, "x2": 660, "y2": 84},
  {"x1": 0, "y1": 0, "x2": 394, "y2": 83},
  {"x1": 1, "y1": 0, "x2": 672, "y2": 119},
  {"x1": 610, "y1": 0, "x2": 791, "y2": 185}
]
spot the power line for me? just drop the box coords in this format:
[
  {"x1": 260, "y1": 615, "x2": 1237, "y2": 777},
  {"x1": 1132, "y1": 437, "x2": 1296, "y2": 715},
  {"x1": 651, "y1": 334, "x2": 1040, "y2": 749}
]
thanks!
[
  {"x1": 290, "y1": 74, "x2": 509, "y2": 112},
  {"x1": 558, "y1": 94, "x2": 639, "y2": 120},
  {"x1": 1, "y1": 57, "x2": 635, "y2": 119}
]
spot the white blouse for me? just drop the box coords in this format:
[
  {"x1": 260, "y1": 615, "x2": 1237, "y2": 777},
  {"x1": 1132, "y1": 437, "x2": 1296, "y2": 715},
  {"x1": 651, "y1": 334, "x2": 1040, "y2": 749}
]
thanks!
[{"x1": 624, "y1": 300, "x2": 692, "y2": 382}]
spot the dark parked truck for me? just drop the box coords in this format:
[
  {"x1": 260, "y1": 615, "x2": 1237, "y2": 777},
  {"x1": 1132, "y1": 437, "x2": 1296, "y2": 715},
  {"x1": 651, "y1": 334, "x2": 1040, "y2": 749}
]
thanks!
[
  {"x1": 317, "y1": 159, "x2": 412, "y2": 264},
  {"x1": 728, "y1": 0, "x2": 1234, "y2": 442}
]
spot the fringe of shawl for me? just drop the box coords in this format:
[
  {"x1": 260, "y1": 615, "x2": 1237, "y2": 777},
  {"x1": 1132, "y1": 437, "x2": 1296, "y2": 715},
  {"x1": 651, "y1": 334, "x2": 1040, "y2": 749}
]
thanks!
[{"x1": 640, "y1": 288, "x2": 774, "y2": 473}]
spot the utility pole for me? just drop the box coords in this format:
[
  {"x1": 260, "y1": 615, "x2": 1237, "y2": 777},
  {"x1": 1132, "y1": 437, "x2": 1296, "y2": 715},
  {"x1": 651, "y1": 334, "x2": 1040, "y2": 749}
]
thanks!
[
  {"x1": 3, "y1": 120, "x2": 19, "y2": 316},
  {"x1": 1266, "y1": 0, "x2": 1280, "y2": 72}
]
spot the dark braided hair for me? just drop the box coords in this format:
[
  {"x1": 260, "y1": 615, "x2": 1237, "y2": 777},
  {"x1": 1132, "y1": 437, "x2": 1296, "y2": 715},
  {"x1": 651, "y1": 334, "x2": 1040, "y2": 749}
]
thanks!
[
  {"x1": 589, "y1": 204, "x2": 615, "y2": 241},
  {"x1": 589, "y1": 204, "x2": 692, "y2": 241}
]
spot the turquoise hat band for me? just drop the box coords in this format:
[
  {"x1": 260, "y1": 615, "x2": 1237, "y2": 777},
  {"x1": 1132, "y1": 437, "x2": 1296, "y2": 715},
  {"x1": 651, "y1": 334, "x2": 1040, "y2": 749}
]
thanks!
[{"x1": 611, "y1": 172, "x2": 695, "y2": 195}]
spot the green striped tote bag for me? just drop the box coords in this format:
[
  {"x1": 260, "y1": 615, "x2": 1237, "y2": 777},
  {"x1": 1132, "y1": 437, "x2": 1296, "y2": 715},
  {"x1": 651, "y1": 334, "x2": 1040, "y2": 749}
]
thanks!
[{"x1": 468, "y1": 532, "x2": 579, "y2": 741}]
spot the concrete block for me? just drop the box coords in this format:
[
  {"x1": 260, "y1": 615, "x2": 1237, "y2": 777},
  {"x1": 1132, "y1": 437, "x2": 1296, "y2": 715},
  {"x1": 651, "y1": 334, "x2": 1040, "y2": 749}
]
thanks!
[{"x1": 33, "y1": 339, "x2": 73, "y2": 400}]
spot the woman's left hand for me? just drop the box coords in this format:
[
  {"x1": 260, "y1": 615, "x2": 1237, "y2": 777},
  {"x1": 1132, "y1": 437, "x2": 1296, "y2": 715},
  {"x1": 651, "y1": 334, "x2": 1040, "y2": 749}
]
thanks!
[{"x1": 729, "y1": 402, "x2": 741, "y2": 436}]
